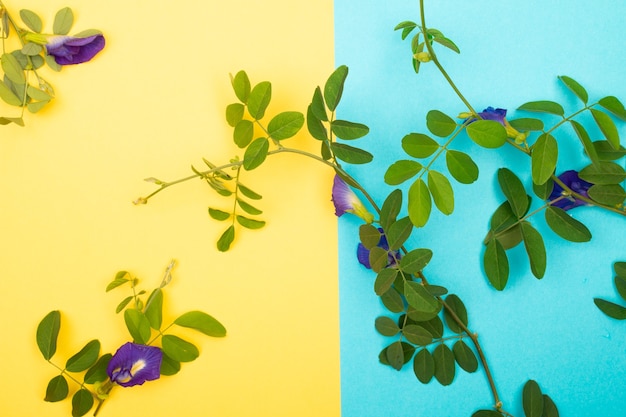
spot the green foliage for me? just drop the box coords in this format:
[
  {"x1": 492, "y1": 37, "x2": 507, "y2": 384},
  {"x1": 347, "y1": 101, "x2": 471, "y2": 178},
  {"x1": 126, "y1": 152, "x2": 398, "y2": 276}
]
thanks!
[
  {"x1": 174, "y1": 311, "x2": 227, "y2": 337},
  {"x1": 65, "y1": 340, "x2": 101, "y2": 372},
  {"x1": 161, "y1": 335, "x2": 199, "y2": 362},
  {"x1": 37, "y1": 310, "x2": 61, "y2": 360},
  {"x1": 71, "y1": 389, "x2": 93, "y2": 417},
  {"x1": 45, "y1": 375, "x2": 69, "y2": 402},
  {"x1": 595, "y1": 261, "x2": 626, "y2": 319},
  {"x1": 53, "y1": 7, "x2": 74, "y2": 35},
  {"x1": 466, "y1": 120, "x2": 507, "y2": 148}
]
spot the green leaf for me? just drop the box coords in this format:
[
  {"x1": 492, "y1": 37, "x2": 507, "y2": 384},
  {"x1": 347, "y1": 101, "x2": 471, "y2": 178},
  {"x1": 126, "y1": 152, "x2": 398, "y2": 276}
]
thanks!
[
  {"x1": 598, "y1": 96, "x2": 626, "y2": 120},
  {"x1": 558, "y1": 75, "x2": 588, "y2": 104},
  {"x1": 400, "y1": 248, "x2": 433, "y2": 274},
  {"x1": 570, "y1": 120, "x2": 599, "y2": 164},
  {"x1": 44, "y1": 375, "x2": 68, "y2": 402},
  {"x1": 384, "y1": 160, "x2": 422, "y2": 185},
  {"x1": 306, "y1": 105, "x2": 327, "y2": 141},
  {"x1": 375, "y1": 316, "x2": 400, "y2": 337},
  {"x1": 489, "y1": 200, "x2": 519, "y2": 234},
  {"x1": 238, "y1": 183, "x2": 262, "y2": 200},
  {"x1": 159, "y1": 353, "x2": 181, "y2": 376},
  {"x1": 544, "y1": 206, "x2": 591, "y2": 242},
  {"x1": 509, "y1": 118, "x2": 544, "y2": 132},
  {"x1": 453, "y1": 340, "x2": 478, "y2": 373},
  {"x1": 22, "y1": 42, "x2": 43, "y2": 56},
  {"x1": 359, "y1": 224, "x2": 381, "y2": 249},
  {"x1": 380, "y1": 287, "x2": 405, "y2": 313},
  {"x1": 53, "y1": 7, "x2": 74, "y2": 35},
  {"x1": 0, "y1": 80, "x2": 22, "y2": 106},
  {"x1": 533, "y1": 178, "x2": 554, "y2": 200},
  {"x1": 591, "y1": 109, "x2": 620, "y2": 150},
  {"x1": 445, "y1": 150, "x2": 478, "y2": 184},
  {"x1": 243, "y1": 137, "x2": 269, "y2": 170},
  {"x1": 520, "y1": 222, "x2": 546, "y2": 279},
  {"x1": 225, "y1": 103, "x2": 244, "y2": 127},
  {"x1": 247, "y1": 81, "x2": 272, "y2": 120},
  {"x1": 402, "y1": 133, "x2": 439, "y2": 158},
  {"x1": 84, "y1": 353, "x2": 112, "y2": 384},
  {"x1": 236, "y1": 215, "x2": 265, "y2": 229},
  {"x1": 106, "y1": 271, "x2": 131, "y2": 292},
  {"x1": 237, "y1": 198, "x2": 262, "y2": 215},
  {"x1": 19, "y1": 9, "x2": 43, "y2": 33},
  {"x1": 472, "y1": 411, "x2": 504, "y2": 417},
  {"x1": 404, "y1": 282, "x2": 439, "y2": 314},
  {"x1": 331, "y1": 120, "x2": 369, "y2": 140},
  {"x1": 518, "y1": 100, "x2": 564, "y2": 116},
  {"x1": 484, "y1": 239, "x2": 509, "y2": 290},
  {"x1": 443, "y1": 294, "x2": 468, "y2": 333},
  {"x1": 71, "y1": 388, "x2": 94, "y2": 417},
  {"x1": 217, "y1": 225, "x2": 235, "y2": 252},
  {"x1": 403, "y1": 324, "x2": 433, "y2": 346},
  {"x1": 144, "y1": 289, "x2": 163, "y2": 330},
  {"x1": 124, "y1": 309, "x2": 151, "y2": 344},
  {"x1": 162, "y1": 334, "x2": 199, "y2": 362},
  {"x1": 27, "y1": 100, "x2": 50, "y2": 114},
  {"x1": 310, "y1": 86, "x2": 328, "y2": 121},
  {"x1": 593, "y1": 140, "x2": 626, "y2": 161},
  {"x1": 594, "y1": 298, "x2": 626, "y2": 319},
  {"x1": 497, "y1": 168, "x2": 529, "y2": 218},
  {"x1": 408, "y1": 179, "x2": 431, "y2": 227},
  {"x1": 385, "y1": 217, "x2": 413, "y2": 251},
  {"x1": 330, "y1": 142, "x2": 373, "y2": 164},
  {"x1": 433, "y1": 36, "x2": 460, "y2": 53},
  {"x1": 115, "y1": 296, "x2": 133, "y2": 313},
  {"x1": 466, "y1": 120, "x2": 507, "y2": 148},
  {"x1": 230, "y1": 71, "x2": 250, "y2": 103},
  {"x1": 531, "y1": 134, "x2": 558, "y2": 185},
  {"x1": 174, "y1": 310, "x2": 227, "y2": 337},
  {"x1": 579, "y1": 161, "x2": 626, "y2": 185},
  {"x1": 379, "y1": 189, "x2": 403, "y2": 231},
  {"x1": 66, "y1": 340, "x2": 100, "y2": 372},
  {"x1": 374, "y1": 268, "x2": 398, "y2": 296},
  {"x1": 384, "y1": 341, "x2": 410, "y2": 371},
  {"x1": 615, "y1": 261, "x2": 626, "y2": 280},
  {"x1": 37, "y1": 311, "x2": 61, "y2": 360},
  {"x1": 324, "y1": 65, "x2": 348, "y2": 111},
  {"x1": 433, "y1": 344, "x2": 455, "y2": 385},
  {"x1": 542, "y1": 395, "x2": 560, "y2": 417},
  {"x1": 426, "y1": 110, "x2": 457, "y2": 137},
  {"x1": 369, "y1": 246, "x2": 390, "y2": 273},
  {"x1": 268, "y1": 111, "x2": 304, "y2": 140},
  {"x1": 1, "y1": 53, "x2": 25, "y2": 84},
  {"x1": 588, "y1": 184, "x2": 626, "y2": 206},
  {"x1": 428, "y1": 170, "x2": 454, "y2": 215},
  {"x1": 233, "y1": 119, "x2": 254, "y2": 148},
  {"x1": 523, "y1": 380, "x2": 544, "y2": 417},
  {"x1": 209, "y1": 208, "x2": 230, "y2": 221},
  {"x1": 413, "y1": 348, "x2": 435, "y2": 383}
]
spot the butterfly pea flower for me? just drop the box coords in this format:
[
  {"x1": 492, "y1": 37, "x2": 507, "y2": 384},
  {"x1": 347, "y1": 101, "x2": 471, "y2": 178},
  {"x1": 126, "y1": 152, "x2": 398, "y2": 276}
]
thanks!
[
  {"x1": 107, "y1": 342, "x2": 163, "y2": 387},
  {"x1": 357, "y1": 228, "x2": 401, "y2": 269},
  {"x1": 331, "y1": 175, "x2": 374, "y2": 224},
  {"x1": 548, "y1": 170, "x2": 593, "y2": 211},
  {"x1": 23, "y1": 32, "x2": 105, "y2": 65},
  {"x1": 463, "y1": 106, "x2": 527, "y2": 144}
]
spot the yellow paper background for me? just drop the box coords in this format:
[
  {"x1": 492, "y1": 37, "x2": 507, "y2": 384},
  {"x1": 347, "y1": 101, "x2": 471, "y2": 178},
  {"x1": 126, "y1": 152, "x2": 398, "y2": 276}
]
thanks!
[{"x1": 0, "y1": 1, "x2": 339, "y2": 416}]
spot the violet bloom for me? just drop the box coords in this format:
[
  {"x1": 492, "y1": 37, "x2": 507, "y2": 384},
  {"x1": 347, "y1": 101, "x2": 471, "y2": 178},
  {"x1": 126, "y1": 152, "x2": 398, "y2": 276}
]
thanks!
[
  {"x1": 331, "y1": 175, "x2": 374, "y2": 223},
  {"x1": 548, "y1": 170, "x2": 593, "y2": 211},
  {"x1": 107, "y1": 342, "x2": 163, "y2": 387},
  {"x1": 45, "y1": 34, "x2": 105, "y2": 65},
  {"x1": 357, "y1": 228, "x2": 401, "y2": 269}
]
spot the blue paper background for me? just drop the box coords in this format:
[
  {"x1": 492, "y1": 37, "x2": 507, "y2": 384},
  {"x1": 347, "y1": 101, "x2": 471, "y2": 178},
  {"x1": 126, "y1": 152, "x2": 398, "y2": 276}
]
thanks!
[{"x1": 335, "y1": 1, "x2": 626, "y2": 416}]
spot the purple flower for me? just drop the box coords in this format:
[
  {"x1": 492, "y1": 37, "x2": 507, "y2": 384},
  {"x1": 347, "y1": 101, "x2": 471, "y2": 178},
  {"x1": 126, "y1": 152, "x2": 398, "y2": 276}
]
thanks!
[
  {"x1": 46, "y1": 34, "x2": 105, "y2": 65},
  {"x1": 357, "y1": 228, "x2": 400, "y2": 269},
  {"x1": 548, "y1": 170, "x2": 593, "y2": 211},
  {"x1": 107, "y1": 342, "x2": 162, "y2": 387},
  {"x1": 331, "y1": 175, "x2": 374, "y2": 223}
]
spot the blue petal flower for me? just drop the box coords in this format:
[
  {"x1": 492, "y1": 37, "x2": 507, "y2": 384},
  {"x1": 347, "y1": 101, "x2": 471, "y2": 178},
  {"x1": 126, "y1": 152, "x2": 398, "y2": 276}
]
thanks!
[
  {"x1": 548, "y1": 170, "x2": 593, "y2": 211},
  {"x1": 46, "y1": 34, "x2": 105, "y2": 65},
  {"x1": 331, "y1": 175, "x2": 374, "y2": 223},
  {"x1": 107, "y1": 342, "x2": 162, "y2": 387},
  {"x1": 357, "y1": 228, "x2": 400, "y2": 269}
]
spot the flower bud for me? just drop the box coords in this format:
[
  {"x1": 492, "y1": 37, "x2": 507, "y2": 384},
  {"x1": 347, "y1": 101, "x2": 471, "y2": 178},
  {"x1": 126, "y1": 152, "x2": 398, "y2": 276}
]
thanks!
[{"x1": 414, "y1": 52, "x2": 431, "y2": 63}]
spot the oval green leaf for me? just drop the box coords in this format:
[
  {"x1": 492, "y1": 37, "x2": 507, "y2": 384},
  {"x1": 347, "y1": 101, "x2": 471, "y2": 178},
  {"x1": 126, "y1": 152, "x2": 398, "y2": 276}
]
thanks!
[
  {"x1": 443, "y1": 294, "x2": 468, "y2": 333},
  {"x1": 428, "y1": 170, "x2": 454, "y2": 215},
  {"x1": 162, "y1": 334, "x2": 200, "y2": 362},
  {"x1": 518, "y1": 100, "x2": 564, "y2": 116},
  {"x1": 45, "y1": 375, "x2": 68, "y2": 402},
  {"x1": 598, "y1": 96, "x2": 626, "y2": 120},
  {"x1": 384, "y1": 160, "x2": 422, "y2": 185},
  {"x1": 37, "y1": 310, "x2": 61, "y2": 360},
  {"x1": 306, "y1": 105, "x2": 328, "y2": 141},
  {"x1": 0, "y1": 80, "x2": 23, "y2": 106},
  {"x1": 226, "y1": 103, "x2": 244, "y2": 127},
  {"x1": 523, "y1": 380, "x2": 544, "y2": 417},
  {"x1": 520, "y1": 222, "x2": 546, "y2": 279},
  {"x1": 359, "y1": 224, "x2": 381, "y2": 249},
  {"x1": 386, "y1": 216, "x2": 413, "y2": 251},
  {"x1": 408, "y1": 178, "x2": 432, "y2": 227},
  {"x1": 84, "y1": 353, "x2": 112, "y2": 384},
  {"x1": 324, "y1": 65, "x2": 348, "y2": 111},
  {"x1": 230, "y1": 70, "x2": 250, "y2": 103},
  {"x1": 509, "y1": 118, "x2": 544, "y2": 132},
  {"x1": 466, "y1": 120, "x2": 507, "y2": 148},
  {"x1": 375, "y1": 316, "x2": 400, "y2": 337},
  {"x1": 71, "y1": 388, "x2": 94, "y2": 417},
  {"x1": 374, "y1": 268, "x2": 398, "y2": 296},
  {"x1": 453, "y1": 340, "x2": 478, "y2": 373},
  {"x1": 570, "y1": 120, "x2": 599, "y2": 164},
  {"x1": 144, "y1": 289, "x2": 163, "y2": 330},
  {"x1": 579, "y1": 161, "x2": 626, "y2": 185},
  {"x1": 531, "y1": 133, "x2": 558, "y2": 185},
  {"x1": 591, "y1": 109, "x2": 620, "y2": 150},
  {"x1": 399, "y1": 248, "x2": 433, "y2": 274},
  {"x1": 413, "y1": 348, "x2": 435, "y2": 384},
  {"x1": 247, "y1": 81, "x2": 272, "y2": 120},
  {"x1": 53, "y1": 7, "x2": 74, "y2": 35},
  {"x1": 268, "y1": 111, "x2": 304, "y2": 140},
  {"x1": 433, "y1": 344, "x2": 455, "y2": 385},
  {"x1": 1, "y1": 53, "x2": 25, "y2": 84},
  {"x1": 124, "y1": 309, "x2": 151, "y2": 344},
  {"x1": 445, "y1": 150, "x2": 478, "y2": 184},
  {"x1": 330, "y1": 143, "x2": 373, "y2": 164},
  {"x1": 66, "y1": 340, "x2": 101, "y2": 372},
  {"x1": 331, "y1": 120, "x2": 369, "y2": 140},
  {"x1": 544, "y1": 206, "x2": 591, "y2": 242},
  {"x1": 20, "y1": 9, "x2": 43, "y2": 32},
  {"x1": 403, "y1": 324, "x2": 433, "y2": 346},
  {"x1": 233, "y1": 119, "x2": 254, "y2": 148},
  {"x1": 497, "y1": 168, "x2": 529, "y2": 218},
  {"x1": 558, "y1": 75, "x2": 588, "y2": 104},
  {"x1": 484, "y1": 239, "x2": 509, "y2": 290},
  {"x1": 594, "y1": 298, "x2": 626, "y2": 320},
  {"x1": 588, "y1": 184, "x2": 626, "y2": 206},
  {"x1": 175, "y1": 310, "x2": 227, "y2": 337},
  {"x1": 160, "y1": 352, "x2": 181, "y2": 376},
  {"x1": 402, "y1": 133, "x2": 439, "y2": 158},
  {"x1": 380, "y1": 189, "x2": 403, "y2": 231},
  {"x1": 209, "y1": 208, "x2": 230, "y2": 221},
  {"x1": 243, "y1": 137, "x2": 269, "y2": 171},
  {"x1": 404, "y1": 282, "x2": 439, "y2": 314},
  {"x1": 236, "y1": 215, "x2": 265, "y2": 229},
  {"x1": 310, "y1": 86, "x2": 328, "y2": 121},
  {"x1": 426, "y1": 110, "x2": 456, "y2": 137}
]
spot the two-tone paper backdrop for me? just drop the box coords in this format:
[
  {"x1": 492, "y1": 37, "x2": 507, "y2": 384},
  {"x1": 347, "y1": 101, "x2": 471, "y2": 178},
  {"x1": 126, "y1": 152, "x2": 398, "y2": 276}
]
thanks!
[{"x1": 1, "y1": 0, "x2": 625, "y2": 416}]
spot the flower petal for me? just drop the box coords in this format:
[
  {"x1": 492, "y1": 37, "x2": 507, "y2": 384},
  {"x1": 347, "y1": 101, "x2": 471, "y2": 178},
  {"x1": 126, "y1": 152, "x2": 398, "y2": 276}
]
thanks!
[
  {"x1": 47, "y1": 34, "x2": 105, "y2": 65},
  {"x1": 107, "y1": 342, "x2": 163, "y2": 387},
  {"x1": 548, "y1": 170, "x2": 593, "y2": 211}
]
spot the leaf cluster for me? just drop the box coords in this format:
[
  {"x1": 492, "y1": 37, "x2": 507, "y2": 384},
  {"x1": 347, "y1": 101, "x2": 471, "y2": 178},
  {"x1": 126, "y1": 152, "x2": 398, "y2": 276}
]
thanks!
[
  {"x1": 473, "y1": 379, "x2": 559, "y2": 417},
  {"x1": 394, "y1": 21, "x2": 460, "y2": 73}
]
